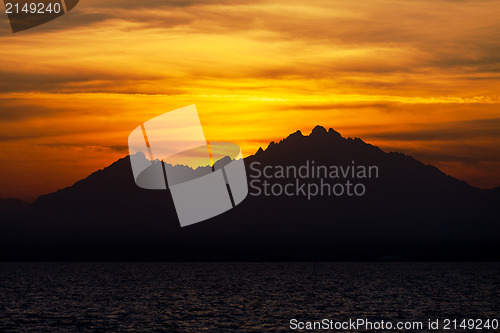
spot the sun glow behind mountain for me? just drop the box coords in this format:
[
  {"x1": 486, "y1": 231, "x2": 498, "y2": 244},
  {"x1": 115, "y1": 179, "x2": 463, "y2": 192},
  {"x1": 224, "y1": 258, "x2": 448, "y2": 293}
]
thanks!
[{"x1": 0, "y1": 0, "x2": 500, "y2": 201}]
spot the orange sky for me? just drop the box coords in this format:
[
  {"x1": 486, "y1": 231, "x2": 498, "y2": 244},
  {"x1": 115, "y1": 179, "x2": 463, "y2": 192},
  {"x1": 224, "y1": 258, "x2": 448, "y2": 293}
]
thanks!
[{"x1": 1, "y1": 0, "x2": 500, "y2": 201}]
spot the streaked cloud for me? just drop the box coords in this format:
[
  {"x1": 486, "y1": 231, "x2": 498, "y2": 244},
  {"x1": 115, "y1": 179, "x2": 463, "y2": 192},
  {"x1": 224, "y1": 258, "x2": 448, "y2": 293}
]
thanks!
[{"x1": 0, "y1": 0, "x2": 500, "y2": 200}]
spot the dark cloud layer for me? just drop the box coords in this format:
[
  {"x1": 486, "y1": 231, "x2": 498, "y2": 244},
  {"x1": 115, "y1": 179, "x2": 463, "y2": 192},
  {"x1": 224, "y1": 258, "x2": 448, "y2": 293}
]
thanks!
[{"x1": 366, "y1": 118, "x2": 500, "y2": 141}]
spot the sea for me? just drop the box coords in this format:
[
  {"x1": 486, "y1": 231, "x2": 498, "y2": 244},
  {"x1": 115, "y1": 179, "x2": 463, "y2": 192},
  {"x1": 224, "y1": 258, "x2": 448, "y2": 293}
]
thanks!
[{"x1": 0, "y1": 262, "x2": 499, "y2": 332}]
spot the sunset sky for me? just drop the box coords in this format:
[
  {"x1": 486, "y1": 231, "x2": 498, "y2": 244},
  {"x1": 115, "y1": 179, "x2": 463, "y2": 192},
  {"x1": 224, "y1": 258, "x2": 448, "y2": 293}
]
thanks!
[{"x1": 1, "y1": 0, "x2": 500, "y2": 201}]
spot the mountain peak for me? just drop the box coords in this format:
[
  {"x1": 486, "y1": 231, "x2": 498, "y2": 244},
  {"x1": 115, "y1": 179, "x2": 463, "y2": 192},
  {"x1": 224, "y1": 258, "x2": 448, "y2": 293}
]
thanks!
[
  {"x1": 328, "y1": 127, "x2": 342, "y2": 138},
  {"x1": 309, "y1": 126, "x2": 343, "y2": 141},
  {"x1": 311, "y1": 125, "x2": 328, "y2": 135},
  {"x1": 254, "y1": 126, "x2": 347, "y2": 156},
  {"x1": 287, "y1": 130, "x2": 304, "y2": 139}
]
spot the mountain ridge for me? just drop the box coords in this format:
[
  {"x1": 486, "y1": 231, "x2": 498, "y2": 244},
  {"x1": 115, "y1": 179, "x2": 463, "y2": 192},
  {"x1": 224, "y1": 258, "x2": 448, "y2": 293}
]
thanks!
[
  {"x1": 4, "y1": 125, "x2": 491, "y2": 206},
  {"x1": 1, "y1": 126, "x2": 499, "y2": 261}
]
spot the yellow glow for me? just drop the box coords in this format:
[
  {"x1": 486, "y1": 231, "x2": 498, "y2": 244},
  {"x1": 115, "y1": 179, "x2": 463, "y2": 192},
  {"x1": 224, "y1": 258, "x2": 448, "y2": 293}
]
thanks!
[{"x1": 1, "y1": 0, "x2": 500, "y2": 200}]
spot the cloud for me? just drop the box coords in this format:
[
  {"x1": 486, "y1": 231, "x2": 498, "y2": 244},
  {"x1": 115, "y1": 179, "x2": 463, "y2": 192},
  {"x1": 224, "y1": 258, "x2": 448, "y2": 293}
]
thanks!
[
  {"x1": 277, "y1": 102, "x2": 392, "y2": 111},
  {"x1": 41, "y1": 143, "x2": 128, "y2": 152},
  {"x1": 1, "y1": 0, "x2": 500, "y2": 197},
  {"x1": 366, "y1": 118, "x2": 500, "y2": 141},
  {"x1": 1, "y1": 0, "x2": 500, "y2": 96}
]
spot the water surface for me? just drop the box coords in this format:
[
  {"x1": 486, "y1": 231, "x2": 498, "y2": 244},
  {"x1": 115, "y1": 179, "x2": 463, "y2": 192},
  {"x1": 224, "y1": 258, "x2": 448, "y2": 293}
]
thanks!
[{"x1": 0, "y1": 263, "x2": 498, "y2": 332}]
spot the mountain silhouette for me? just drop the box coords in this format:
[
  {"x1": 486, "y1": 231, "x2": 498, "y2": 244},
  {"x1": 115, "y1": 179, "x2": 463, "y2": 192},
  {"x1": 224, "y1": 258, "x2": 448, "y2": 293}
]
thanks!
[
  {"x1": 1, "y1": 126, "x2": 499, "y2": 261},
  {"x1": 0, "y1": 198, "x2": 29, "y2": 213}
]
